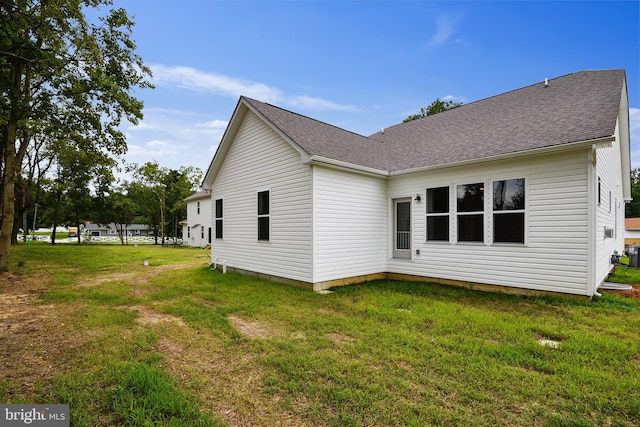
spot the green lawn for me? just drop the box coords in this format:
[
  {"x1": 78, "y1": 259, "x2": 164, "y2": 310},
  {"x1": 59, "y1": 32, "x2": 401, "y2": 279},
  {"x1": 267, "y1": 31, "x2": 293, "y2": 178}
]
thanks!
[{"x1": 1, "y1": 243, "x2": 639, "y2": 426}]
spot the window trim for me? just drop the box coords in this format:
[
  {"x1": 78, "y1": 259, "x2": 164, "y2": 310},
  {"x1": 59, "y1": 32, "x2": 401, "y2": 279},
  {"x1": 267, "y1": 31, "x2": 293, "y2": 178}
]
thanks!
[
  {"x1": 426, "y1": 186, "x2": 450, "y2": 242},
  {"x1": 215, "y1": 198, "x2": 223, "y2": 240},
  {"x1": 257, "y1": 189, "x2": 270, "y2": 242},
  {"x1": 456, "y1": 182, "x2": 485, "y2": 243},
  {"x1": 491, "y1": 177, "x2": 527, "y2": 245}
]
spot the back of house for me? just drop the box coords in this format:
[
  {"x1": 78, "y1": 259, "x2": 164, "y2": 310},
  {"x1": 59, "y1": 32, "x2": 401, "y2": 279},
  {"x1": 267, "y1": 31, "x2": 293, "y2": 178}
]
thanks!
[{"x1": 203, "y1": 69, "x2": 631, "y2": 297}]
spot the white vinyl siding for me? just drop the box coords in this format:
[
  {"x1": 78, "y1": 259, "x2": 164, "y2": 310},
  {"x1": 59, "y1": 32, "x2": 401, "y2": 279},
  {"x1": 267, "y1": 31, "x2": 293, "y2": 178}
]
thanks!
[
  {"x1": 594, "y1": 117, "x2": 626, "y2": 288},
  {"x1": 387, "y1": 151, "x2": 591, "y2": 295},
  {"x1": 313, "y1": 166, "x2": 388, "y2": 284},
  {"x1": 210, "y1": 111, "x2": 313, "y2": 282},
  {"x1": 183, "y1": 193, "x2": 212, "y2": 247}
]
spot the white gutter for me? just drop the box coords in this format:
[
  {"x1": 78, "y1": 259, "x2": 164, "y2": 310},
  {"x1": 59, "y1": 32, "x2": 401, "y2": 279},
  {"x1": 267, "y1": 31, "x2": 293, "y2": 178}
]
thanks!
[{"x1": 306, "y1": 156, "x2": 389, "y2": 177}]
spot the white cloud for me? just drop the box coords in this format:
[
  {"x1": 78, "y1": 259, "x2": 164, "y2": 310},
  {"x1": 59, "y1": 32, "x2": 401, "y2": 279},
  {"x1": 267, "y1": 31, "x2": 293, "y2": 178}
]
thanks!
[
  {"x1": 196, "y1": 119, "x2": 228, "y2": 129},
  {"x1": 151, "y1": 64, "x2": 283, "y2": 102},
  {"x1": 150, "y1": 64, "x2": 359, "y2": 112},
  {"x1": 289, "y1": 95, "x2": 361, "y2": 112},
  {"x1": 427, "y1": 14, "x2": 461, "y2": 47}
]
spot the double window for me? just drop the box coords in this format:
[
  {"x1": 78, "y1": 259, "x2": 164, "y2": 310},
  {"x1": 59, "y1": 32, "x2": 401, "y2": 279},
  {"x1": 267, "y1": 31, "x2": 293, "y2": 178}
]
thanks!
[
  {"x1": 258, "y1": 190, "x2": 270, "y2": 241},
  {"x1": 215, "y1": 199, "x2": 223, "y2": 239},
  {"x1": 425, "y1": 178, "x2": 525, "y2": 244}
]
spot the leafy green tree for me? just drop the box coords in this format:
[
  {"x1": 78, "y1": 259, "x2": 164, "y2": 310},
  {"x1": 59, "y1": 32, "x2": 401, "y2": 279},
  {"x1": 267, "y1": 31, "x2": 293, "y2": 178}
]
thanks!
[
  {"x1": 626, "y1": 168, "x2": 640, "y2": 218},
  {"x1": 0, "y1": 0, "x2": 151, "y2": 268},
  {"x1": 163, "y1": 167, "x2": 202, "y2": 242},
  {"x1": 403, "y1": 98, "x2": 463, "y2": 122},
  {"x1": 130, "y1": 162, "x2": 168, "y2": 245},
  {"x1": 94, "y1": 185, "x2": 136, "y2": 245},
  {"x1": 128, "y1": 162, "x2": 202, "y2": 244}
]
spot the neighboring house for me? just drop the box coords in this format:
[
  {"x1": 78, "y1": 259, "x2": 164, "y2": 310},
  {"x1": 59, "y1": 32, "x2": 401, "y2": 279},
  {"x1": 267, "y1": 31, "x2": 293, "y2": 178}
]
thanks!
[
  {"x1": 85, "y1": 223, "x2": 152, "y2": 237},
  {"x1": 181, "y1": 190, "x2": 213, "y2": 247},
  {"x1": 624, "y1": 218, "x2": 640, "y2": 247},
  {"x1": 202, "y1": 70, "x2": 631, "y2": 297}
]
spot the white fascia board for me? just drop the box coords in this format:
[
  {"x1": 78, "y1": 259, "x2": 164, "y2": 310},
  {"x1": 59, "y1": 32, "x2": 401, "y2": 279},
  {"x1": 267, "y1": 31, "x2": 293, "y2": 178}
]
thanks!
[
  {"x1": 618, "y1": 79, "x2": 632, "y2": 201},
  {"x1": 306, "y1": 156, "x2": 389, "y2": 177},
  {"x1": 389, "y1": 136, "x2": 615, "y2": 177}
]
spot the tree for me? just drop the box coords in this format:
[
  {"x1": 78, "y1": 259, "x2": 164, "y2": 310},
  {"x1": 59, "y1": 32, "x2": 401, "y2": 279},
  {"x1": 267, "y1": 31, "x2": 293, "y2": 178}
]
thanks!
[
  {"x1": 0, "y1": 1, "x2": 151, "y2": 269},
  {"x1": 129, "y1": 162, "x2": 202, "y2": 244},
  {"x1": 95, "y1": 185, "x2": 136, "y2": 245},
  {"x1": 130, "y1": 162, "x2": 168, "y2": 245},
  {"x1": 163, "y1": 166, "x2": 201, "y2": 242},
  {"x1": 403, "y1": 98, "x2": 463, "y2": 122},
  {"x1": 626, "y1": 168, "x2": 640, "y2": 218}
]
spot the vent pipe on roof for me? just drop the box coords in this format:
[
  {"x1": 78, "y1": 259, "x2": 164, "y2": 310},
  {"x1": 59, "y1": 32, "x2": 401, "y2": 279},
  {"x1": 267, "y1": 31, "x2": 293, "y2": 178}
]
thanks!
[{"x1": 544, "y1": 78, "x2": 548, "y2": 87}]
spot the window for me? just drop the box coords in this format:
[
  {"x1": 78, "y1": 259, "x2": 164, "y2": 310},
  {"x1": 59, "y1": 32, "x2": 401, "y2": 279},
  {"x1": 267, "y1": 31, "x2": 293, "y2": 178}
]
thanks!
[
  {"x1": 258, "y1": 190, "x2": 270, "y2": 241},
  {"x1": 201, "y1": 226, "x2": 204, "y2": 239},
  {"x1": 457, "y1": 183, "x2": 484, "y2": 242},
  {"x1": 187, "y1": 227, "x2": 190, "y2": 238},
  {"x1": 493, "y1": 178, "x2": 525, "y2": 243},
  {"x1": 197, "y1": 201, "x2": 200, "y2": 215},
  {"x1": 598, "y1": 177, "x2": 601, "y2": 205},
  {"x1": 215, "y1": 199, "x2": 223, "y2": 239},
  {"x1": 426, "y1": 186, "x2": 449, "y2": 241}
]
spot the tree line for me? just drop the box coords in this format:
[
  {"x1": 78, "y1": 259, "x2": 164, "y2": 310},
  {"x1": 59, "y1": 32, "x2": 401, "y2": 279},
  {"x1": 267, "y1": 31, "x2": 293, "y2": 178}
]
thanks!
[
  {"x1": 1, "y1": 0, "x2": 156, "y2": 269},
  {"x1": 19, "y1": 159, "x2": 201, "y2": 246}
]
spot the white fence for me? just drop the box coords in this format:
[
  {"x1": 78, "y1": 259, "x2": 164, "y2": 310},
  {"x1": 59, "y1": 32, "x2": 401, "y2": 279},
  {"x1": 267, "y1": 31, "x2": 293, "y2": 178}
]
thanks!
[{"x1": 18, "y1": 235, "x2": 183, "y2": 245}]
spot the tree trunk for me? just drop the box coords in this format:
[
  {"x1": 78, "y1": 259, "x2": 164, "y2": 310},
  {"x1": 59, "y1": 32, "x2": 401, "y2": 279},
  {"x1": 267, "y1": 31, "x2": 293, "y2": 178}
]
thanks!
[
  {"x1": 0, "y1": 121, "x2": 18, "y2": 270},
  {"x1": 50, "y1": 190, "x2": 62, "y2": 245}
]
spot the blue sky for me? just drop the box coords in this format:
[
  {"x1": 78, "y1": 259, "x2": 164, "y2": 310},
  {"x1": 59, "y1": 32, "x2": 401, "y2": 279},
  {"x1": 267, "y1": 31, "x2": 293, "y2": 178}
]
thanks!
[{"x1": 114, "y1": 1, "x2": 640, "y2": 176}]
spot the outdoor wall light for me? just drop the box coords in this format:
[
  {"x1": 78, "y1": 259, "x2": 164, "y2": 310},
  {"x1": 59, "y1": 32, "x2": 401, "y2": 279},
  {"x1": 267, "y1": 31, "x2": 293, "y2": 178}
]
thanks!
[{"x1": 414, "y1": 194, "x2": 421, "y2": 202}]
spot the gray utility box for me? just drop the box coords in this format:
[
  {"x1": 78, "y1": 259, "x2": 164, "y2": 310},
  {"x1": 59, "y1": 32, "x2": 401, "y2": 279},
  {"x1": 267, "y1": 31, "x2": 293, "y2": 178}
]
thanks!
[{"x1": 629, "y1": 246, "x2": 640, "y2": 268}]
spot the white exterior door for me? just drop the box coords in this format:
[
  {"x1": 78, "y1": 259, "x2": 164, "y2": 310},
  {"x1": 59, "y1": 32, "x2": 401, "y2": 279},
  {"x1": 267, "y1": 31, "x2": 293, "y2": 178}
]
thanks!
[{"x1": 393, "y1": 198, "x2": 411, "y2": 259}]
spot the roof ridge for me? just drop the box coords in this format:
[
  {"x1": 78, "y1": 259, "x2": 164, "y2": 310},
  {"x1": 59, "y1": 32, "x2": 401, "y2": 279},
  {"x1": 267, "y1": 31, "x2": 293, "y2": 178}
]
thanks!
[
  {"x1": 371, "y1": 69, "x2": 624, "y2": 137},
  {"x1": 242, "y1": 96, "x2": 370, "y2": 140}
]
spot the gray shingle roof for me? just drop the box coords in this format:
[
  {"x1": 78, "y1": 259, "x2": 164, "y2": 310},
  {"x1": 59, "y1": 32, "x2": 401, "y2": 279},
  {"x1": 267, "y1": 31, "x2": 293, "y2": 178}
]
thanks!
[
  {"x1": 244, "y1": 97, "x2": 389, "y2": 170},
  {"x1": 243, "y1": 70, "x2": 625, "y2": 173}
]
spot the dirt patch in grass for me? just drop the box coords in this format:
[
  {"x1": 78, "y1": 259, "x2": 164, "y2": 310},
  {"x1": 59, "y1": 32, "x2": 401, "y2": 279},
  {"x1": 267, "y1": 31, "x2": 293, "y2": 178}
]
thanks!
[
  {"x1": 154, "y1": 324, "x2": 304, "y2": 427},
  {"x1": 327, "y1": 332, "x2": 354, "y2": 344},
  {"x1": 75, "y1": 263, "x2": 201, "y2": 287},
  {"x1": 120, "y1": 305, "x2": 186, "y2": 326},
  {"x1": 0, "y1": 272, "x2": 80, "y2": 400},
  {"x1": 227, "y1": 315, "x2": 275, "y2": 339},
  {"x1": 603, "y1": 283, "x2": 640, "y2": 302}
]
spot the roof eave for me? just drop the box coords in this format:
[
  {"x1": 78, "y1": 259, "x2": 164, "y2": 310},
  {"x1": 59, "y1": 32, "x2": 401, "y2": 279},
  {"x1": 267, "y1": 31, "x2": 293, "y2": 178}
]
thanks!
[{"x1": 307, "y1": 156, "x2": 389, "y2": 177}]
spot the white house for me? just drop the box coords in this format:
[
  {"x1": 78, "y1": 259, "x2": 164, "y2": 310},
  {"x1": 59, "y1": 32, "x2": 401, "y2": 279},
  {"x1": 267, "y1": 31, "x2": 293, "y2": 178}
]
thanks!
[
  {"x1": 85, "y1": 223, "x2": 151, "y2": 237},
  {"x1": 181, "y1": 190, "x2": 213, "y2": 247},
  {"x1": 624, "y1": 218, "x2": 640, "y2": 247},
  {"x1": 202, "y1": 70, "x2": 631, "y2": 297}
]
